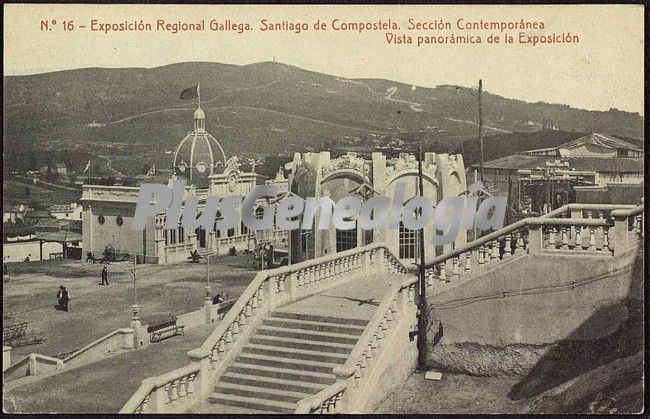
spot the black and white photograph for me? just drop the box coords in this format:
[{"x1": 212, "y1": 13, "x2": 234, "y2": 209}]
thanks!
[{"x1": 2, "y1": 3, "x2": 645, "y2": 414}]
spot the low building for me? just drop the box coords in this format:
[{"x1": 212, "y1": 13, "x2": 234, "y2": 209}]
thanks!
[
  {"x1": 3, "y1": 204, "x2": 29, "y2": 223},
  {"x1": 471, "y1": 133, "x2": 644, "y2": 216},
  {"x1": 50, "y1": 203, "x2": 83, "y2": 221},
  {"x1": 81, "y1": 106, "x2": 288, "y2": 264}
]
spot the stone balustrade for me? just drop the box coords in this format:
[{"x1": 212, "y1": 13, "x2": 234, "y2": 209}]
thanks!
[
  {"x1": 423, "y1": 203, "x2": 644, "y2": 284},
  {"x1": 120, "y1": 364, "x2": 201, "y2": 413},
  {"x1": 296, "y1": 277, "x2": 416, "y2": 414},
  {"x1": 122, "y1": 243, "x2": 406, "y2": 413}
]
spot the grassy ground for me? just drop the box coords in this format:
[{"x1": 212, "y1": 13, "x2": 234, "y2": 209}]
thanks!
[
  {"x1": 375, "y1": 372, "x2": 526, "y2": 414},
  {"x1": 4, "y1": 324, "x2": 215, "y2": 413},
  {"x1": 3, "y1": 254, "x2": 258, "y2": 361}
]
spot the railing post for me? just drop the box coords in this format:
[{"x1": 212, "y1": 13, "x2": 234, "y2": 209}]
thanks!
[
  {"x1": 288, "y1": 272, "x2": 298, "y2": 302},
  {"x1": 611, "y1": 214, "x2": 630, "y2": 255},
  {"x1": 527, "y1": 224, "x2": 543, "y2": 254}
]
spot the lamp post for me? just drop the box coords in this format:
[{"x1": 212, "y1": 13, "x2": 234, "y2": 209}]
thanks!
[
  {"x1": 130, "y1": 256, "x2": 141, "y2": 329},
  {"x1": 205, "y1": 232, "x2": 211, "y2": 303}
]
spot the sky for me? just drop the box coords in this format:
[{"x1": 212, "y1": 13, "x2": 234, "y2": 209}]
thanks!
[{"x1": 4, "y1": 4, "x2": 645, "y2": 114}]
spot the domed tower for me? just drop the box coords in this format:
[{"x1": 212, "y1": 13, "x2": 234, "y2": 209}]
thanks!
[{"x1": 173, "y1": 105, "x2": 228, "y2": 185}]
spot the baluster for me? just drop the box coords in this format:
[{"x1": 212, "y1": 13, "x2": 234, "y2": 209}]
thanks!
[
  {"x1": 477, "y1": 246, "x2": 485, "y2": 265},
  {"x1": 359, "y1": 352, "x2": 368, "y2": 369},
  {"x1": 169, "y1": 380, "x2": 179, "y2": 402},
  {"x1": 239, "y1": 311, "x2": 246, "y2": 326},
  {"x1": 602, "y1": 227, "x2": 610, "y2": 252},
  {"x1": 257, "y1": 287, "x2": 264, "y2": 302},
  {"x1": 547, "y1": 227, "x2": 556, "y2": 248},
  {"x1": 163, "y1": 383, "x2": 172, "y2": 405},
  {"x1": 178, "y1": 377, "x2": 187, "y2": 398},
  {"x1": 279, "y1": 275, "x2": 285, "y2": 292},
  {"x1": 491, "y1": 241, "x2": 499, "y2": 260},
  {"x1": 561, "y1": 228, "x2": 569, "y2": 250},
  {"x1": 515, "y1": 232, "x2": 525, "y2": 254},
  {"x1": 574, "y1": 227, "x2": 582, "y2": 251},
  {"x1": 371, "y1": 334, "x2": 379, "y2": 351},
  {"x1": 210, "y1": 347, "x2": 219, "y2": 364},
  {"x1": 225, "y1": 327, "x2": 233, "y2": 344},
  {"x1": 631, "y1": 215, "x2": 638, "y2": 232},
  {"x1": 588, "y1": 228, "x2": 596, "y2": 251},
  {"x1": 451, "y1": 257, "x2": 459, "y2": 280},
  {"x1": 504, "y1": 235, "x2": 512, "y2": 256},
  {"x1": 245, "y1": 301, "x2": 253, "y2": 317},
  {"x1": 635, "y1": 215, "x2": 642, "y2": 235},
  {"x1": 464, "y1": 251, "x2": 472, "y2": 272},
  {"x1": 438, "y1": 263, "x2": 447, "y2": 282},
  {"x1": 232, "y1": 317, "x2": 240, "y2": 335},
  {"x1": 218, "y1": 338, "x2": 226, "y2": 353},
  {"x1": 354, "y1": 363, "x2": 362, "y2": 380},
  {"x1": 186, "y1": 374, "x2": 195, "y2": 395},
  {"x1": 297, "y1": 271, "x2": 304, "y2": 288}
]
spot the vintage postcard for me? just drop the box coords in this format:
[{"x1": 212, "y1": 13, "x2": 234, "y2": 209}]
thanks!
[{"x1": 2, "y1": 3, "x2": 644, "y2": 415}]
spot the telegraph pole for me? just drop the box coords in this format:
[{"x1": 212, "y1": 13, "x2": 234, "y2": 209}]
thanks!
[
  {"x1": 478, "y1": 79, "x2": 484, "y2": 183},
  {"x1": 416, "y1": 142, "x2": 428, "y2": 371}
]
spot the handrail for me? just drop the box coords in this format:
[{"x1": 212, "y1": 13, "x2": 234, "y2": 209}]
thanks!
[
  {"x1": 423, "y1": 216, "x2": 612, "y2": 269},
  {"x1": 63, "y1": 328, "x2": 132, "y2": 363},
  {"x1": 189, "y1": 243, "x2": 387, "y2": 360},
  {"x1": 294, "y1": 380, "x2": 347, "y2": 414},
  {"x1": 119, "y1": 363, "x2": 200, "y2": 413},
  {"x1": 611, "y1": 204, "x2": 644, "y2": 218},
  {"x1": 541, "y1": 203, "x2": 636, "y2": 218},
  {"x1": 333, "y1": 283, "x2": 399, "y2": 378},
  {"x1": 3, "y1": 353, "x2": 63, "y2": 380}
]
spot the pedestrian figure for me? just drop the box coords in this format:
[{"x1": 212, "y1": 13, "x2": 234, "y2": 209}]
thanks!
[
  {"x1": 62, "y1": 287, "x2": 70, "y2": 312},
  {"x1": 100, "y1": 266, "x2": 109, "y2": 285},
  {"x1": 213, "y1": 293, "x2": 224, "y2": 305},
  {"x1": 57, "y1": 285, "x2": 65, "y2": 310}
]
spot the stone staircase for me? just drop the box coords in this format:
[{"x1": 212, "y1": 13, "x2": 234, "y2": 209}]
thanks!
[{"x1": 209, "y1": 311, "x2": 369, "y2": 413}]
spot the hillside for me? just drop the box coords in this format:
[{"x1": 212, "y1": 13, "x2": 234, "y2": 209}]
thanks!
[{"x1": 3, "y1": 61, "x2": 644, "y2": 177}]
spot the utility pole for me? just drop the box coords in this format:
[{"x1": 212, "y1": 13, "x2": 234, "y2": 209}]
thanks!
[
  {"x1": 130, "y1": 255, "x2": 141, "y2": 329},
  {"x1": 205, "y1": 232, "x2": 211, "y2": 302},
  {"x1": 478, "y1": 79, "x2": 484, "y2": 183},
  {"x1": 416, "y1": 142, "x2": 428, "y2": 371}
]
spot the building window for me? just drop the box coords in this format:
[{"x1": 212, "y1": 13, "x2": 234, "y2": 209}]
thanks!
[
  {"x1": 164, "y1": 229, "x2": 168, "y2": 245},
  {"x1": 227, "y1": 227, "x2": 235, "y2": 237},
  {"x1": 116, "y1": 216, "x2": 123, "y2": 226},
  {"x1": 97, "y1": 215, "x2": 105, "y2": 225},
  {"x1": 169, "y1": 229, "x2": 176, "y2": 245},
  {"x1": 241, "y1": 221, "x2": 248, "y2": 236},
  {"x1": 214, "y1": 212, "x2": 223, "y2": 238},
  {"x1": 336, "y1": 228, "x2": 357, "y2": 252},
  {"x1": 178, "y1": 226, "x2": 185, "y2": 243},
  {"x1": 399, "y1": 222, "x2": 418, "y2": 260}
]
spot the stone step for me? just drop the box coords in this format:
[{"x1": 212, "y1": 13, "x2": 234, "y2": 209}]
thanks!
[
  {"x1": 209, "y1": 392, "x2": 296, "y2": 414},
  {"x1": 215, "y1": 381, "x2": 307, "y2": 404},
  {"x1": 242, "y1": 343, "x2": 348, "y2": 364},
  {"x1": 228, "y1": 363, "x2": 337, "y2": 385},
  {"x1": 236, "y1": 353, "x2": 339, "y2": 374},
  {"x1": 270, "y1": 311, "x2": 369, "y2": 326},
  {"x1": 220, "y1": 371, "x2": 326, "y2": 394},
  {"x1": 250, "y1": 335, "x2": 355, "y2": 354},
  {"x1": 262, "y1": 317, "x2": 366, "y2": 335},
  {"x1": 256, "y1": 325, "x2": 360, "y2": 345}
]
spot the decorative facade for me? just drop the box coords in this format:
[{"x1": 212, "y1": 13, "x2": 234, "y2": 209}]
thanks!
[{"x1": 287, "y1": 151, "x2": 468, "y2": 264}]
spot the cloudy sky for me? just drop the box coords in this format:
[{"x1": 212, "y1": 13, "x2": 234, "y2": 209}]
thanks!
[{"x1": 4, "y1": 4, "x2": 644, "y2": 114}]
